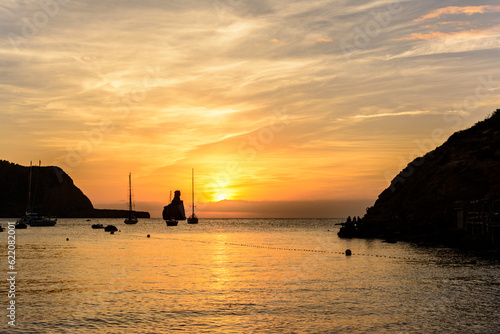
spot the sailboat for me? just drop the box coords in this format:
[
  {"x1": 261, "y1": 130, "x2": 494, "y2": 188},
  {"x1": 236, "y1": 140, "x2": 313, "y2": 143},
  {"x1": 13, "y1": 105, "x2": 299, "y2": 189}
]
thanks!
[
  {"x1": 187, "y1": 168, "x2": 198, "y2": 224},
  {"x1": 124, "y1": 173, "x2": 138, "y2": 224},
  {"x1": 17, "y1": 161, "x2": 57, "y2": 227}
]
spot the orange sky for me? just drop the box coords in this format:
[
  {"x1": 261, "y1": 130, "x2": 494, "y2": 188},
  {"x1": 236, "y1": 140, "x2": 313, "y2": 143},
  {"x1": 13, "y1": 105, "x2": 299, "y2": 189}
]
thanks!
[{"x1": 1, "y1": 1, "x2": 499, "y2": 217}]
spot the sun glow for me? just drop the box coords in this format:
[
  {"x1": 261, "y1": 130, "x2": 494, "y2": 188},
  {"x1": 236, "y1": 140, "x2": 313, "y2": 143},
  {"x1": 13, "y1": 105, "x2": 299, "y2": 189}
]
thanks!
[{"x1": 215, "y1": 193, "x2": 228, "y2": 202}]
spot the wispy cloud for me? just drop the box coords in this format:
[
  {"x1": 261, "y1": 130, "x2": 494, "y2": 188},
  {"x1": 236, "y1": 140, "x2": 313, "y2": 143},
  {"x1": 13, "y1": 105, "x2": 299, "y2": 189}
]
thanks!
[
  {"x1": 415, "y1": 5, "x2": 500, "y2": 22},
  {"x1": 395, "y1": 29, "x2": 483, "y2": 41},
  {"x1": 352, "y1": 110, "x2": 440, "y2": 119},
  {"x1": 390, "y1": 28, "x2": 500, "y2": 58}
]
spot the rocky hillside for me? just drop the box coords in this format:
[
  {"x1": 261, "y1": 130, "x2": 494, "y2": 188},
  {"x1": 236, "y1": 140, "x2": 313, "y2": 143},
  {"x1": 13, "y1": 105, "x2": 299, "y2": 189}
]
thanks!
[
  {"x1": 357, "y1": 109, "x2": 500, "y2": 244},
  {"x1": 0, "y1": 161, "x2": 149, "y2": 218}
]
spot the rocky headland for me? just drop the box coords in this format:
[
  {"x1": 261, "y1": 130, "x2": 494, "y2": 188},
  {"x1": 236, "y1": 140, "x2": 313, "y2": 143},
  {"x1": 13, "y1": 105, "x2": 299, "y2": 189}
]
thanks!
[
  {"x1": 0, "y1": 160, "x2": 150, "y2": 219},
  {"x1": 342, "y1": 109, "x2": 500, "y2": 251}
]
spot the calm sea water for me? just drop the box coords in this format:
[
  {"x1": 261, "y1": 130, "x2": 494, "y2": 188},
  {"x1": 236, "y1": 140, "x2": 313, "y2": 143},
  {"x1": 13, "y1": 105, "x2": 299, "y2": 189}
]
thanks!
[{"x1": 0, "y1": 218, "x2": 499, "y2": 333}]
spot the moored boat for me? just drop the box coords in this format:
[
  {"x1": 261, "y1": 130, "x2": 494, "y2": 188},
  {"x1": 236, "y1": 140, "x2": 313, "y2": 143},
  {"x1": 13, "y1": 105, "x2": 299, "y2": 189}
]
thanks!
[
  {"x1": 165, "y1": 219, "x2": 179, "y2": 226},
  {"x1": 124, "y1": 173, "x2": 138, "y2": 224},
  {"x1": 18, "y1": 161, "x2": 57, "y2": 227},
  {"x1": 187, "y1": 168, "x2": 199, "y2": 224},
  {"x1": 15, "y1": 222, "x2": 28, "y2": 229},
  {"x1": 105, "y1": 225, "x2": 118, "y2": 232},
  {"x1": 19, "y1": 211, "x2": 57, "y2": 227}
]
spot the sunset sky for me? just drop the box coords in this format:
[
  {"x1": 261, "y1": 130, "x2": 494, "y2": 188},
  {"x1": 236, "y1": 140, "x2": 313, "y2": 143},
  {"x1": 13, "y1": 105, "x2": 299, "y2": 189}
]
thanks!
[{"x1": 1, "y1": 0, "x2": 499, "y2": 218}]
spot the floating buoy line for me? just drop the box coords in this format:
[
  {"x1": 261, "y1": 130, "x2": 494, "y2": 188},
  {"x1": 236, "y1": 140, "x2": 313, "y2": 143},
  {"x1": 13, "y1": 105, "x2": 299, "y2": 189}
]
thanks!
[
  {"x1": 129, "y1": 233, "x2": 433, "y2": 262},
  {"x1": 220, "y1": 241, "x2": 424, "y2": 261}
]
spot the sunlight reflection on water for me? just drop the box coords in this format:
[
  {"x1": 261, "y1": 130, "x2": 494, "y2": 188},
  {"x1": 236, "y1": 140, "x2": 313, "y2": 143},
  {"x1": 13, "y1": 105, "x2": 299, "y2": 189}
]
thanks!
[{"x1": 1, "y1": 218, "x2": 499, "y2": 333}]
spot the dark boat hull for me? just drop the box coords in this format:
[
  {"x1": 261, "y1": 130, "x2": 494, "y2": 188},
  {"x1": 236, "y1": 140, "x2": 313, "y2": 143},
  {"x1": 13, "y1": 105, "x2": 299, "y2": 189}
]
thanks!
[
  {"x1": 166, "y1": 219, "x2": 178, "y2": 226},
  {"x1": 105, "y1": 225, "x2": 118, "y2": 232},
  {"x1": 29, "y1": 220, "x2": 57, "y2": 227}
]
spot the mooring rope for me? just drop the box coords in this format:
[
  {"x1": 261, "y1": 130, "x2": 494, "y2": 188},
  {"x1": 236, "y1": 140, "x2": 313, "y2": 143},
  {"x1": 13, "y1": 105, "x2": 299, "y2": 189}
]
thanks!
[{"x1": 126, "y1": 232, "x2": 427, "y2": 262}]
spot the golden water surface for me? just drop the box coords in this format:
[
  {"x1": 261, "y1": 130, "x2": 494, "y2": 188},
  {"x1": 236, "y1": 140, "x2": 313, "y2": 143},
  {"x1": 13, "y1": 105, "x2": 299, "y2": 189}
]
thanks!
[{"x1": 1, "y1": 218, "x2": 499, "y2": 333}]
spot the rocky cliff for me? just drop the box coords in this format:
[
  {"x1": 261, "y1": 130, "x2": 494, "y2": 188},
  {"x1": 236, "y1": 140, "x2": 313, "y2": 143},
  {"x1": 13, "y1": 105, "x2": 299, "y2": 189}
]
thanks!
[
  {"x1": 354, "y1": 109, "x2": 500, "y2": 247},
  {"x1": 0, "y1": 161, "x2": 149, "y2": 218}
]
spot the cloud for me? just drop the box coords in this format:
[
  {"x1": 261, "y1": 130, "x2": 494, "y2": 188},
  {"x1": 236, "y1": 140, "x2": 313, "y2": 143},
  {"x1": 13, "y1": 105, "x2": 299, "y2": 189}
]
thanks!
[
  {"x1": 389, "y1": 28, "x2": 500, "y2": 58},
  {"x1": 352, "y1": 110, "x2": 440, "y2": 119},
  {"x1": 415, "y1": 5, "x2": 500, "y2": 22},
  {"x1": 395, "y1": 29, "x2": 483, "y2": 41}
]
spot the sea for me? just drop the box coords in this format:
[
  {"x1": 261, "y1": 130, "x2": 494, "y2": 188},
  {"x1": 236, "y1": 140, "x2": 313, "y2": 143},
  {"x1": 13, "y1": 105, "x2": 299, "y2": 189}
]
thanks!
[{"x1": 0, "y1": 218, "x2": 499, "y2": 333}]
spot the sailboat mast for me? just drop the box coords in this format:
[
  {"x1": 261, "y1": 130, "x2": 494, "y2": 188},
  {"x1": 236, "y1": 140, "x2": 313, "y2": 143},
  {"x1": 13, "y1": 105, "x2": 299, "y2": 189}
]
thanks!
[
  {"x1": 128, "y1": 173, "x2": 132, "y2": 214},
  {"x1": 124, "y1": 172, "x2": 139, "y2": 224},
  {"x1": 27, "y1": 161, "x2": 32, "y2": 210},
  {"x1": 191, "y1": 168, "x2": 195, "y2": 216},
  {"x1": 31, "y1": 160, "x2": 41, "y2": 211}
]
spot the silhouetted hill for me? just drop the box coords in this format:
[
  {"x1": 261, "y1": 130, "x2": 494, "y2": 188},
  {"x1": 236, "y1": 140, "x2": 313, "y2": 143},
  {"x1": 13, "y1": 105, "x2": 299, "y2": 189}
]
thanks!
[
  {"x1": 354, "y1": 109, "x2": 500, "y2": 248},
  {"x1": 0, "y1": 161, "x2": 150, "y2": 218}
]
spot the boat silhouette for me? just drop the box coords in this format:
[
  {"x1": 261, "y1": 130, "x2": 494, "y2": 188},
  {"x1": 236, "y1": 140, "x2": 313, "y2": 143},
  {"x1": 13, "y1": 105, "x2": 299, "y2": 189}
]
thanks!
[
  {"x1": 17, "y1": 161, "x2": 57, "y2": 227},
  {"x1": 124, "y1": 173, "x2": 138, "y2": 224},
  {"x1": 187, "y1": 168, "x2": 198, "y2": 224}
]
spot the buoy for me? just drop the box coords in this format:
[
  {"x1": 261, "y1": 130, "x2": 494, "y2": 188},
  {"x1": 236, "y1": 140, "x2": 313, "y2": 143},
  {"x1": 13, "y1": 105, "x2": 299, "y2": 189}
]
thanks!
[
  {"x1": 345, "y1": 249, "x2": 352, "y2": 256},
  {"x1": 147, "y1": 234, "x2": 150, "y2": 238}
]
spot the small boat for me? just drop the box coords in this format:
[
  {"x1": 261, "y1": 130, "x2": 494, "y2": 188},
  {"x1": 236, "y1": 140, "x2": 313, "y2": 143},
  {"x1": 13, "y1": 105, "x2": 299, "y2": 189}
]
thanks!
[
  {"x1": 19, "y1": 211, "x2": 57, "y2": 227},
  {"x1": 18, "y1": 161, "x2": 57, "y2": 227},
  {"x1": 15, "y1": 222, "x2": 28, "y2": 229},
  {"x1": 163, "y1": 190, "x2": 186, "y2": 226},
  {"x1": 29, "y1": 217, "x2": 57, "y2": 226},
  {"x1": 91, "y1": 223, "x2": 104, "y2": 229},
  {"x1": 124, "y1": 173, "x2": 138, "y2": 224},
  {"x1": 187, "y1": 168, "x2": 198, "y2": 224},
  {"x1": 124, "y1": 216, "x2": 138, "y2": 224},
  {"x1": 165, "y1": 219, "x2": 179, "y2": 226},
  {"x1": 104, "y1": 225, "x2": 118, "y2": 232}
]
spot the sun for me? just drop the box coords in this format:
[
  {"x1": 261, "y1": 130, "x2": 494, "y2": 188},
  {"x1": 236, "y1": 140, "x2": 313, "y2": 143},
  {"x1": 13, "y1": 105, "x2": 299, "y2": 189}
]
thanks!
[
  {"x1": 210, "y1": 187, "x2": 236, "y2": 202},
  {"x1": 215, "y1": 193, "x2": 227, "y2": 202}
]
